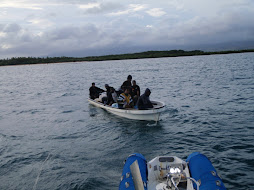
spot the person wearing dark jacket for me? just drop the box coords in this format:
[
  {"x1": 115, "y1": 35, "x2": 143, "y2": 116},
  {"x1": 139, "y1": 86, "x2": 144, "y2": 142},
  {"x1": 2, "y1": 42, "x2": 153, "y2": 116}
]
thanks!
[
  {"x1": 89, "y1": 83, "x2": 104, "y2": 99},
  {"x1": 102, "y1": 84, "x2": 112, "y2": 104},
  {"x1": 131, "y1": 80, "x2": 140, "y2": 105},
  {"x1": 137, "y1": 88, "x2": 153, "y2": 110},
  {"x1": 121, "y1": 75, "x2": 132, "y2": 91}
]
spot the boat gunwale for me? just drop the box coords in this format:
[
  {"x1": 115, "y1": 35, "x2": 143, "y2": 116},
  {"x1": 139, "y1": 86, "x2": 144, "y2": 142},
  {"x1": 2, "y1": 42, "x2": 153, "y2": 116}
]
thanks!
[{"x1": 88, "y1": 98, "x2": 165, "y2": 113}]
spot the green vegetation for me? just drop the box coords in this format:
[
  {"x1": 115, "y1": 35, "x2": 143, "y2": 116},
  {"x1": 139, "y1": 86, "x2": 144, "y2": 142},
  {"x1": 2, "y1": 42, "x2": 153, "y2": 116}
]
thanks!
[{"x1": 1, "y1": 49, "x2": 254, "y2": 66}]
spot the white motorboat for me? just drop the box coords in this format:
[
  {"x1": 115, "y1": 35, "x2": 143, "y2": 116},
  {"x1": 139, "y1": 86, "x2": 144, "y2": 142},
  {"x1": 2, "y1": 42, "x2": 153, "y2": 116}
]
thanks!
[
  {"x1": 119, "y1": 152, "x2": 226, "y2": 190},
  {"x1": 88, "y1": 98, "x2": 165, "y2": 121}
]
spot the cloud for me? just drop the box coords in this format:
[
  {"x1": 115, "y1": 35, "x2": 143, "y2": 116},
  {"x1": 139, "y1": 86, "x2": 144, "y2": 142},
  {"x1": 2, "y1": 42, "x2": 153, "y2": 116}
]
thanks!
[
  {"x1": 146, "y1": 8, "x2": 166, "y2": 17},
  {"x1": 78, "y1": 2, "x2": 123, "y2": 14},
  {"x1": 166, "y1": 0, "x2": 184, "y2": 10},
  {"x1": 2, "y1": 23, "x2": 21, "y2": 33},
  {"x1": 0, "y1": 1, "x2": 43, "y2": 10},
  {"x1": 157, "y1": 10, "x2": 254, "y2": 46},
  {"x1": 28, "y1": 18, "x2": 53, "y2": 28},
  {"x1": 78, "y1": 3, "x2": 100, "y2": 9},
  {"x1": 108, "y1": 4, "x2": 147, "y2": 16}
]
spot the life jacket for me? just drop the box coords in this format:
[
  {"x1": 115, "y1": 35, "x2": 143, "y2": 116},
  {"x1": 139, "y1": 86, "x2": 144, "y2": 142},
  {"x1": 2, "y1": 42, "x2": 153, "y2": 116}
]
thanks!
[{"x1": 118, "y1": 93, "x2": 133, "y2": 105}]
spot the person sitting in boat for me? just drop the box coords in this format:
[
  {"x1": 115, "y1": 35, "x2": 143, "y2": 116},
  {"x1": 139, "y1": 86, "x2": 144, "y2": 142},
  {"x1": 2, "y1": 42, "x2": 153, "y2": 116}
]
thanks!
[
  {"x1": 110, "y1": 87, "x2": 118, "y2": 104},
  {"x1": 131, "y1": 80, "x2": 140, "y2": 105},
  {"x1": 106, "y1": 87, "x2": 118, "y2": 106},
  {"x1": 117, "y1": 87, "x2": 134, "y2": 108},
  {"x1": 137, "y1": 88, "x2": 153, "y2": 110},
  {"x1": 120, "y1": 75, "x2": 132, "y2": 92},
  {"x1": 102, "y1": 84, "x2": 112, "y2": 104},
  {"x1": 89, "y1": 82, "x2": 104, "y2": 99}
]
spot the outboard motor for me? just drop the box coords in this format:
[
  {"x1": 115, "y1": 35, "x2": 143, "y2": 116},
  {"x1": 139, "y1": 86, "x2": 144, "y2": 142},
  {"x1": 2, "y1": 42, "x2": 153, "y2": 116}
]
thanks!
[{"x1": 186, "y1": 152, "x2": 226, "y2": 190}]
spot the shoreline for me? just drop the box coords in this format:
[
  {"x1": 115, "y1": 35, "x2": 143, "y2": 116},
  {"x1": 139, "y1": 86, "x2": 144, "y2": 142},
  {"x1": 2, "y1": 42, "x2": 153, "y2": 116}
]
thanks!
[
  {"x1": 0, "y1": 60, "x2": 90, "y2": 67},
  {"x1": 1, "y1": 49, "x2": 254, "y2": 67}
]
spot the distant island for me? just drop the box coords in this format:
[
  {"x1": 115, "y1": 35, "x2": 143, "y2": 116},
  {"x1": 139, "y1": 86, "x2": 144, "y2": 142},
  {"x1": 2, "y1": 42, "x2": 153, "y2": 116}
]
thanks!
[{"x1": 1, "y1": 49, "x2": 254, "y2": 66}]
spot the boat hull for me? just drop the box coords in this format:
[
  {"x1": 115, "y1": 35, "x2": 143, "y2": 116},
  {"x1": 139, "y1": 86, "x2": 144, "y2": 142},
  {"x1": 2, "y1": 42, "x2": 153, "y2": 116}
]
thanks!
[{"x1": 88, "y1": 98, "x2": 165, "y2": 121}]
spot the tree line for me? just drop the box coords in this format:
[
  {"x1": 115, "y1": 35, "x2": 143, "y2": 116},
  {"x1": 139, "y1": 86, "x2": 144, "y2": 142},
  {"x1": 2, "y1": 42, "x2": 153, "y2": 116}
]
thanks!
[{"x1": 1, "y1": 49, "x2": 254, "y2": 66}]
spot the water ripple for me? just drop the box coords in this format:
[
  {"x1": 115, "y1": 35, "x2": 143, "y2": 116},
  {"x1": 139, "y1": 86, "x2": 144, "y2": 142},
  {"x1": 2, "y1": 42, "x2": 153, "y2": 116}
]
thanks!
[{"x1": 0, "y1": 53, "x2": 254, "y2": 189}]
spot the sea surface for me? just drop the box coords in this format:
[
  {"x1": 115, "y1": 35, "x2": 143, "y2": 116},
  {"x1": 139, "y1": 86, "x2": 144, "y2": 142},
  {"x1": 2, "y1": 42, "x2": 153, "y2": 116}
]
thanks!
[{"x1": 0, "y1": 53, "x2": 254, "y2": 190}]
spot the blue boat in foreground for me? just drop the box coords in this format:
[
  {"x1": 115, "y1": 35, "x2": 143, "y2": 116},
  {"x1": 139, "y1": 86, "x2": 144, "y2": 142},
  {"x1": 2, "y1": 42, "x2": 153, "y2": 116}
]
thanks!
[{"x1": 119, "y1": 152, "x2": 226, "y2": 190}]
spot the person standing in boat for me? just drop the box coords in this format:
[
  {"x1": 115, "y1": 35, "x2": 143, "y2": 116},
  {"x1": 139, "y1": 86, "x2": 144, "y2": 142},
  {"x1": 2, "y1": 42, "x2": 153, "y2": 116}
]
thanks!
[
  {"x1": 121, "y1": 75, "x2": 132, "y2": 91},
  {"x1": 89, "y1": 82, "x2": 104, "y2": 99},
  {"x1": 131, "y1": 80, "x2": 140, "y2": 105},
  {"x1": 137, "y1": 88, "x2": 153, "y2": 110},
  {"x1": 117, "y1": 88, "x2": 134, "y2": 108}
]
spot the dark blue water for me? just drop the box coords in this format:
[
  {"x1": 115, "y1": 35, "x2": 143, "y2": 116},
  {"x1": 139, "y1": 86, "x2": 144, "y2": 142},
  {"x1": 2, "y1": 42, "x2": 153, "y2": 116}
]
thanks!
[{"x1": 0, "y1": 53, "x2": 254, "y2": 190}]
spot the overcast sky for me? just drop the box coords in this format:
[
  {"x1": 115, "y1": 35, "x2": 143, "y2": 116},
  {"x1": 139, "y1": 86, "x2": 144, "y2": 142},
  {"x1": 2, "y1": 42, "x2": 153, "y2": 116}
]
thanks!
[{"x1": 0, "y1": 0, "x2": 254, "y2": 58}]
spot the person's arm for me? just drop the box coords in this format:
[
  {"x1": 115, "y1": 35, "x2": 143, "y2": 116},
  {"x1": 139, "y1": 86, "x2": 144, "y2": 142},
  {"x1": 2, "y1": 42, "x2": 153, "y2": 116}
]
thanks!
[
  {"x1": 137, "y1": 96, "x2": 144, "y2": 109},
  {"x1": 147, "y1": 98, "x2": 153, "y2": 108},
  {"x1": 96, "y1": 87, "x2": 105, "y2": 93},
  {"x1": 128, "y1": 95, "x2": 133, "y2": 105},
  {"x1": 121, "y1": 82, "x2": 125, "y2": 90},
  {"x1": 137, "y1": 86, "x2": 140, "y2": 96}
]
